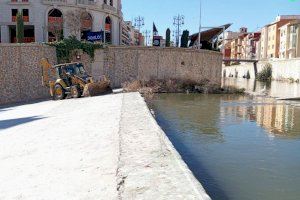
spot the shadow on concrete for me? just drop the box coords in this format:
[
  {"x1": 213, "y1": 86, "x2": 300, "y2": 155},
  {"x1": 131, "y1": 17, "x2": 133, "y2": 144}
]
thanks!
[
  {"x1": 0, "y1": 108, "x2": 11, "y2": 113},
  {"x1": 0, "y1": 116, "x2": 45, "y2": 130},
  {"x1": 0, "y1": 98, "x2": 51, "y2": 111}
]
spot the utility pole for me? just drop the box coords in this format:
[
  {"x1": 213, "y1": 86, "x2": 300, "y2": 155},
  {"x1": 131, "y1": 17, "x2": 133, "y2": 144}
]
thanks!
[
  {"x1": 198, "y1": 0, "x2": 202, "y2": 49},
  {"x1": 173, "y1": 14, "x2": 184, "y2": 47},
  {"x1": 134, "y1": 16, "x2": 145, "y2": 32},
  {"x1": 143, "y1": 30, "x2": 151, "y2": 46}
]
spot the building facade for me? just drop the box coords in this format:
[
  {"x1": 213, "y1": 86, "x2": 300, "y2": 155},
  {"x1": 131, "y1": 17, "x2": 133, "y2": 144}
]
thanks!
[
  {"x1": 260, "y1": 15, "x2": 300, "y2": 59},
  {"x1": 0, "y1": 0, "x2": 123, "y2": 45},
  {"x1": 279, "y1": 20, "x2": 300, "y2": 59},
  {"x1": 120, "y1": 20, "x2": 144, "y2": 46}
]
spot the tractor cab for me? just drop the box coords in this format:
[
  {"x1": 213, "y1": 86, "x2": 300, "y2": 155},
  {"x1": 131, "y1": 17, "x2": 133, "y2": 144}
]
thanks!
[
  {"x1": 55, "y1": 63, "x2": 88, "y2": 79},
  {"x1": 54, "y1": 63, "x2": 91, "y2": 87}
]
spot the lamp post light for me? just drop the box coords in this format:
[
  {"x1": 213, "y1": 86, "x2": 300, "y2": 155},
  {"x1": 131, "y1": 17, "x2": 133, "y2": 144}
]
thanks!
[
  {"x1": 134, "y1": 16, "x2": 145, "y2": 32},
  {"x1": 198, "y1": 0, "x2": 202, "y2": 49}
]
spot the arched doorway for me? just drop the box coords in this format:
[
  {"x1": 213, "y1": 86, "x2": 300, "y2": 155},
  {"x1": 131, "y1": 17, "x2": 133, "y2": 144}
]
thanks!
[
  {"x1": 48, "y1": 9, "x2": 63, "y2": 42},
  {"x1": 81, "y1": 12, "x2": 93, "y2": 41},
  {"x1": 105, "y1": 16, "x2": 112, "y2": 44}
]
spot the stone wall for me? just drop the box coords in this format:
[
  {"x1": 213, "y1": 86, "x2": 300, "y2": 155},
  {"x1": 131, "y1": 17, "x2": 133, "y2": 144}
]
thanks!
[
  {"x1": 0, "y1": 45, "x2": 222, "y2": 105},
  {"x1": 223, "y1": 58, "x2": 300, "y2": 81},
  {"x1": 0, "y1": 44, "x2": 56, "y2": 105},
  {"x1": 91, "y1": 46, "x2": 223, "y2": 88}
]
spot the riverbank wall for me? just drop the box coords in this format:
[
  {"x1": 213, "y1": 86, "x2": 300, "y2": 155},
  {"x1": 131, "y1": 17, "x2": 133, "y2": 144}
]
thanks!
[
  {"x1": 90, "y1": 46, "x2": 223, "y2": 88},
  {"x1": 222, "y1": 58, "x2": 300, "y2": 81},
  {"x1": 0, "y1": 44, "x2": 222, "y2": 105},
  {"x1": 0, "y1": 43, "x2": 56, "y2": 105}
]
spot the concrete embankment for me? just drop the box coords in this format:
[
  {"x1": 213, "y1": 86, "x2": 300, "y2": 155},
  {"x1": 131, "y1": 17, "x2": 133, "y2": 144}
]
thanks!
[
  {"x1": 0, "y1": 92, "x2": 210, "y2": 200},
  {"x1": 222, "y1": 58, "x2": 300, "y2": 81}
]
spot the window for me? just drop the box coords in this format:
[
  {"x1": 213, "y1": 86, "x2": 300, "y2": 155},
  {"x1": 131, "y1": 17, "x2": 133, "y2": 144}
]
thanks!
[
  {"x1": 12, "y1": 9, "x2": 18, "y2": 16},
  {"x1": 11, "y1": 9, "x2": 18, "y2": 22},
  {"x1": 104, "y1": 0, "x2": 113, "y2": 6},
  {"x1": 22, "y1": 9, "x2": 29, "y2": 22},
  {"x1": 23, "y1": 9, "x2": 28, "y2": 16}
]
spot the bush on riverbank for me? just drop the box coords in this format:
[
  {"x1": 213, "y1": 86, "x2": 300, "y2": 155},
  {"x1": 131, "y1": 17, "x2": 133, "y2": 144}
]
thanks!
[
  {"x1": 47, "y1": 36, "x2": 103, "y2": 63},
  {"x1": 122, "y1": 79, "x2": 245, "y2": 97},
  {"x1": 256, "y1": 63, "x2": 272, "y2": 82}
]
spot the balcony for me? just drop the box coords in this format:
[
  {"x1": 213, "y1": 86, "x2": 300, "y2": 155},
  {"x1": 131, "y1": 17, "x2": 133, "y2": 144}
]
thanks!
[
  {"x1": 42, "y1": 0, "x2": 67, "y2": 5},
  {"x1": 77, "y1": 0, "x2": 95, "y2": 5},
  {"x1": 9, "y1": 0, "x2": 30, "y2": 5},
  {"x1": 48, "y1": 16, "x2": 63, "y2": 23},
  {"x1": 12, "y1": 37, "x2": 35, "y2": 43},
  {"x1": 12, "y1": 15, "x2": 29, "y2": 22},
  {"x1": 102, "y1": 3, "x2": 117, "y2": 12}
]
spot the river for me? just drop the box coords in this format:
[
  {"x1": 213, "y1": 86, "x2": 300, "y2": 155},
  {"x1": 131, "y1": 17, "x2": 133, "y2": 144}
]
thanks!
[{"x1": 149, "y1": 91, "x2": 300, "y2": 200}]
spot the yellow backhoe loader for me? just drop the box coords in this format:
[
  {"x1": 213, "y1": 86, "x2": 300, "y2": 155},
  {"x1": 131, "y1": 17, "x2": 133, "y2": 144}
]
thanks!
[{"x1": 41, "y1": 58, "x2": 111, "y2": 100}]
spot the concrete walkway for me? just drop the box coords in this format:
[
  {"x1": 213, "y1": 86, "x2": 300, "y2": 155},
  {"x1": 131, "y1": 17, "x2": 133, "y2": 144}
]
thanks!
[{"x1": 0, "y1": 93, "x2": 210, "y2": 200}]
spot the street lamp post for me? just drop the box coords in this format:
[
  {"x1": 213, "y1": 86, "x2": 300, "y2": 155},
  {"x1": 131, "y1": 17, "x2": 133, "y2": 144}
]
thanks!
[
  {"x1": 134, "y1": 16, "x2": 145, "y2": 32},
  {"x1": 134, "y1": 16, "x2": 145, "y2": 46},
  {"x1": 143, "y1": 30, "x2": 151, "y2": 46},
  {"x1": 198, "y1": 0, "x2": 202, "y2": 49}
]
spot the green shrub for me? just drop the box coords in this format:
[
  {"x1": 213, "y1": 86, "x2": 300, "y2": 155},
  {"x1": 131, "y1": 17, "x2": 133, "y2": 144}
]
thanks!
[
  {"x1": 257, "y1": 63, "x2": 272, "y2": 82},
  {"x1": 16, "y1": 12, "x2": 24, "y2": 43},
  {"x1": 180, "y1": 30, "x2": 189, "y2": 48},
  {"x1": 166, "y1": 28, "x2": 171, "y2": 47},
  {"x1": 47, "y1": 36, "x2": 103, "y2": 63}
]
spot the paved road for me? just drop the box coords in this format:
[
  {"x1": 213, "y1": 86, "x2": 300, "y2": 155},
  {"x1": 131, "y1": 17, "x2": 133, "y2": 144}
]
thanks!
[{"x1": 0, "y1": 93, "x2": 210, "y2": 200}]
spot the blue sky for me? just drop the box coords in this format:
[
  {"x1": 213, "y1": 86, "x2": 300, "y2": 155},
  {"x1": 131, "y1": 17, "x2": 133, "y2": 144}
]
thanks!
[{"x1": 122, "y1": 0, "x2": 300, "y2": 37}]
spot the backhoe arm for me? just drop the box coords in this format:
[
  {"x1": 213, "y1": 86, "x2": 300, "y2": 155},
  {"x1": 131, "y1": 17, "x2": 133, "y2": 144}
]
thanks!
[{"x1": 40, "y1": 58, "x2": 54, "y2": 87}]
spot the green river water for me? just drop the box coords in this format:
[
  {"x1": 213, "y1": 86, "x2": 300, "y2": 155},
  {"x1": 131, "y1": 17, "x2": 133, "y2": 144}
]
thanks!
[{"x1": 150, "y1": 93, "x2": 300, "y2": 200}]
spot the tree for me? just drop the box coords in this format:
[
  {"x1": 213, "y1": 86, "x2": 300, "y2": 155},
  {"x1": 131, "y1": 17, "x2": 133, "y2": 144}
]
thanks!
[
  {"x1": 16, "y1": 12, "x2": 24, "y2": 43},
  {"x1": 48, "y1": 19, "x2": 63, "y2": 42},
  {"x1": 65, "y1": 9, "x2": 83, "y2": 38},
  {"x1": 166, "y1": 28, "x2": 171, "y2": 47},
  {"x1": 180, "y1": 30, "x2": 189, "y2": 48}
]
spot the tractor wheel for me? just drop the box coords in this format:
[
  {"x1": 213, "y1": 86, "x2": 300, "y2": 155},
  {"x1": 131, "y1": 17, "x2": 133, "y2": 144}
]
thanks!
[
  {"x1": 54, "y1": 84, "x2": 66, "y2": 100},
  {"x1": 70, "y1": 86, "x2": 81, "y2": 98}
]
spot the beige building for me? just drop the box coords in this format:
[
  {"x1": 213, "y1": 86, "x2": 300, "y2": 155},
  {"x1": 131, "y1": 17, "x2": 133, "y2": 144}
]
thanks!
[
  {"x1": 227, "y1": 27, "x2": 261, "y2": 60},
  {"x1": 121, "y1": 21, "x2": 132, "y2": 45},
  {"x1": 0, "y1": 0, "x2": 123, "y2": 44},
  {"x1": 120, "y1": 21, "x2": 144, "y2": 46},
  {"x1": 260, "y1": 15, "x2": 300, "y2": 59},
  {"x1": 279, "y1": 20, "x2": 300, "y2": 59}
]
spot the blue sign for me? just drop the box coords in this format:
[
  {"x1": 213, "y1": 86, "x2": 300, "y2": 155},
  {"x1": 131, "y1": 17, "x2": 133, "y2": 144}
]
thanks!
[{"x1": 87, "y1": 31, "x2": 104, "y2": 42}]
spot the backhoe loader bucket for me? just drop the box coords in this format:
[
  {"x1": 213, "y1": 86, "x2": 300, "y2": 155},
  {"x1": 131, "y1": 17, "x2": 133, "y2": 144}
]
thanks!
[{"x1": 82, "y1": 79, "x2": 112, "y2": 97}]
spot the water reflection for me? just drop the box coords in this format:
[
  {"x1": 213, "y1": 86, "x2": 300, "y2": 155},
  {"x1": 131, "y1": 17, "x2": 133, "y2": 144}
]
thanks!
[
  {"x1": 220, "y1": 96, "x2": 300, "y2": 138},
  {"x1": 151, "y1": 94, "x2": 224, "y2": 143},
  {"x1": 150, "y1": 94, "x2": 300, "y2": 200},
  {"x1": 222, "y1": 77, "x2": 300, "y2": 99}
]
